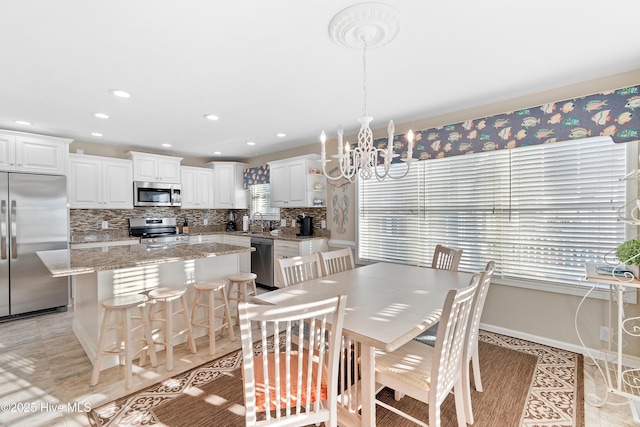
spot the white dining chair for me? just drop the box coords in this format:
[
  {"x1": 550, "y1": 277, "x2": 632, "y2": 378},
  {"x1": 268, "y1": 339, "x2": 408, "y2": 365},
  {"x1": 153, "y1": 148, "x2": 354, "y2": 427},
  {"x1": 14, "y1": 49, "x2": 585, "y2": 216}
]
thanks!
[
  {"x1": 319, "y1": 247, "x2": 355, "y2": 276},
  {"x1": 461, "y1": 261, "x2": 495, "y2": 424},
  {"x1": 412, "y1": 261, "x2": 495, "y2": 424},
  {"x1": 374, "y1": 272, "x2": 482, "y2": 427},
  {"x1": 277, "y1": 253, "x2": 323, "y2": 287},
  {"x1": 238, "y1": 294, "x2": 347, "y2": 427},
  {"x1": 431, "y1": 244, "x2": 463, "y2": 271}
]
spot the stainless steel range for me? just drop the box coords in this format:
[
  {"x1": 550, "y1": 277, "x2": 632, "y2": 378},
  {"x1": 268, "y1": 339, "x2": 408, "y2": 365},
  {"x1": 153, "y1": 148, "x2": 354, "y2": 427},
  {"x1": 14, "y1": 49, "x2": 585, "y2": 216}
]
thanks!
[{"x1": 129, "y1": 217, "x2": 190, "y2": 245}]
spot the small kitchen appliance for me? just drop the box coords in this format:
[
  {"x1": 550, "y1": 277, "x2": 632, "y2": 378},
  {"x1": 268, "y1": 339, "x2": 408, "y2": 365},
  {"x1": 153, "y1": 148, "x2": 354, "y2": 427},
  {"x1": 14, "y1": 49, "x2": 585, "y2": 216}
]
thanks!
[
  {"x1": 297, "y1": 214, "x2": 313, "y2": 237},
  {"x1": 133, "y1": 181, "x2": 181, "y2": 207},
  {"x1": 129, "y1": 217, "x2": 190, "y2": 245},
  {"x1": 226, "y1": 211, "x2": 237, "y2": 231}
]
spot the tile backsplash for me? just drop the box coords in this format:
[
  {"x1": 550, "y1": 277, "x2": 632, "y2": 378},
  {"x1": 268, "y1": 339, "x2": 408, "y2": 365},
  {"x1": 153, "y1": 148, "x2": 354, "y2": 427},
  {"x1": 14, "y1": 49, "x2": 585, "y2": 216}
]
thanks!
[{"x1": 70, "y1": 207, "x2": 329, "y2": 240}]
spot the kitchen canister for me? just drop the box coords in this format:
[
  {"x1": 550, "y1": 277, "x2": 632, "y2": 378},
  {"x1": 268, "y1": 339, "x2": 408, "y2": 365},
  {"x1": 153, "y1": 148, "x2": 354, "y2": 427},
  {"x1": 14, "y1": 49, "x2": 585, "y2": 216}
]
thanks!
[{"x1": 242, "y1": 215, "x2": 249, "y2": 232}]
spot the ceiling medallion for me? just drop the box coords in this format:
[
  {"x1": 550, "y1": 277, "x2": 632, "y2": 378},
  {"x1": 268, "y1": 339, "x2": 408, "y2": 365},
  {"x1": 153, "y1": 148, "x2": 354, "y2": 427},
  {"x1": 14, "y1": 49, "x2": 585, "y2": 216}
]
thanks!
[{"x1": 321, "y1": 3, "x2": 413, "y2": 182}]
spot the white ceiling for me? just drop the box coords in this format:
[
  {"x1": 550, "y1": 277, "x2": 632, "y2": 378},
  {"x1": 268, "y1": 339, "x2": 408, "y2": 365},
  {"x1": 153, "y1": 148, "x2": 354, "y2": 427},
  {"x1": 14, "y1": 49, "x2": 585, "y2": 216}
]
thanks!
[{"x1": 2, "y1": 1, "x2": 640, "y2": 161}]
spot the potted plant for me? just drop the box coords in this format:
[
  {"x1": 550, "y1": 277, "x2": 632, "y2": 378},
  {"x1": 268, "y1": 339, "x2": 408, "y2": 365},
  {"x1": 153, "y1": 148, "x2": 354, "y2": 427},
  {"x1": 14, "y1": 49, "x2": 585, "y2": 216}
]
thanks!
[{"x1": 615, "y1": 239, "x2": 640, "y2": 277}]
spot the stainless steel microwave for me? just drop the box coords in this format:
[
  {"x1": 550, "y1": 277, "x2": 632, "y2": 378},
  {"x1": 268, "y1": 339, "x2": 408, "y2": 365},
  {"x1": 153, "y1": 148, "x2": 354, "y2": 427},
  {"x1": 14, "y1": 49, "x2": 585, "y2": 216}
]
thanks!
[{"x1": 133, "y1": 181, "x2": 182, "y2": 207}]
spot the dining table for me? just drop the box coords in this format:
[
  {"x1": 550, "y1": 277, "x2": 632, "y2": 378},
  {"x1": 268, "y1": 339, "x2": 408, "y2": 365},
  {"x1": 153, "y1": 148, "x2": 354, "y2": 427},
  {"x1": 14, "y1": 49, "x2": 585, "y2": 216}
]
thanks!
[{"x1": 253, "y1": 261, "x2": 474, "y2": 426}]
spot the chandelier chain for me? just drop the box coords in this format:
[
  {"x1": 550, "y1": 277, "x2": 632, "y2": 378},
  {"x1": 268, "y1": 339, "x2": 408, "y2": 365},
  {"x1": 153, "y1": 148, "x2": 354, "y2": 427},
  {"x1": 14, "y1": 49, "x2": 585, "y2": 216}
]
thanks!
[{"x1": 362, "y1": 38, "x2": 368, "y2": 117}]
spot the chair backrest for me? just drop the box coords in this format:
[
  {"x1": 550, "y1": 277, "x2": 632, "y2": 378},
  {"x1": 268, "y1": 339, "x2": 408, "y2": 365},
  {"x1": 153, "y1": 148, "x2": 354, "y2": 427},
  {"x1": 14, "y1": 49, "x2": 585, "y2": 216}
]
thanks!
[
  {"x1": 431, "y1": 244, "x2": 463, "y2": 271},
  {"x1": 431, "y1": 272, "x2": 481, "y2": 408},
  {"x1": 239, "y1": 294, "x2": 348, "y2": 427},
  {"x1": 319, "y1": 248, "x2": 355, "y2": 276},
  {"x1": 277, "y1": 254, "x2": 323, "y2": 287},
  {"x1": 466, "y1": 261, "x2": 495, "y2": 362}
]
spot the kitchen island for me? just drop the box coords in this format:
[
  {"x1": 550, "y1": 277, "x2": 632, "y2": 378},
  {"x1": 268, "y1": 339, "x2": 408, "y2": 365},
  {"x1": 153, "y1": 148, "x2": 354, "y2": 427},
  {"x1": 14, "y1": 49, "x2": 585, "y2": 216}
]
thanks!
[{"x1": 37, "y1": 242, "x2": 254, "y2": 370}]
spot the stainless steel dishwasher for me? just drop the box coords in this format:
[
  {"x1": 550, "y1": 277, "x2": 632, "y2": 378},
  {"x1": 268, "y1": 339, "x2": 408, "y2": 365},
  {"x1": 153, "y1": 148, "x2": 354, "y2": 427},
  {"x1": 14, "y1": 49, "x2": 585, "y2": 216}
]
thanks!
[{"x1": 251, "y1": 237, "x2": 274, "y2": 288}]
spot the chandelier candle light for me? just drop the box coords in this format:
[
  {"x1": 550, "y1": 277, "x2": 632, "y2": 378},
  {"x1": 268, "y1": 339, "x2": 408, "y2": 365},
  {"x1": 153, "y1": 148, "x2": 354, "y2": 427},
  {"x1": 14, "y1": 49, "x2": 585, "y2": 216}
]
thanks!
[{"x1": 321, "y1": 3, "x2": 414, "y2": 182}]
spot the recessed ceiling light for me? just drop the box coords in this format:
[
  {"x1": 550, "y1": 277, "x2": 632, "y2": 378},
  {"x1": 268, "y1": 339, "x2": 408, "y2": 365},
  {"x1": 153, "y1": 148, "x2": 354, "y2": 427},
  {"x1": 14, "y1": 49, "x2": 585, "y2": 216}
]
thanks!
[
  {"x1": 203, "y1": 114, "x2": 219, "y2": 121},
  {"x1": 109, "y1": 89, "x2": 131, "y2": 98},
  {"x1": 162, "y1": 143, "x2": 172, "y2": 148},
  {"x1": 276, "y1": 133, "x2": 286, "y2": 138},
  {"x1": 91, "y1": 132, "x2": 103, "y2": 137},
  {"x1": 213, "y1": 151, "x2": 222, "y2": 155},
  {"x1": 94, "y1": 113, "x2": 109, "y2": 119},
  {"x1": 15, "y1": 120, "x2": 31, "y2": 125},
  {"x1": 246, "y1": 141, "x2": 256, "y2": 146}
]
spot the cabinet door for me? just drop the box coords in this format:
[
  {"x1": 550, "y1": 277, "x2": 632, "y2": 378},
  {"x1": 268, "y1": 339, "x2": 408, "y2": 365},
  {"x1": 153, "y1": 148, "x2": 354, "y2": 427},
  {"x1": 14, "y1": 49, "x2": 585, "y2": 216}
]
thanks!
[
  {"x1": 273, "y1": 241, "x2": 302, "y2": 288},
  {"x1": 15, "y1": 137, "x2": 67, "y2": 174},
  {"x1": 215, "y1": 163, "x2": 237, "y2": 208},
  {"x1": 0, "y1": 135, "x2": 15, "y2": 171},
  {"x1": 269, "y1": 163, "x2": 287, "y2": 206},
  {"x1": 102, "y1": 159, "x2": 133, "y2": 208},
  {"x1": 133, "y1": 156, "x2": 158, "y2": 181},
  {"x1": 287, "y1": 160, "x2": 306, "y2": 206},
  {"x1": 158, "y1": 158, "x2": 181, "y2": 183},
  {"x1": 180, "y1": 168, "x2": 198, "y2": 208},
  {"x1": 68, "y1": 157, "x2": 102, "y2": 208},
  {"x1": 196, "y1": 169, "x2": 214, "y2": 208}
]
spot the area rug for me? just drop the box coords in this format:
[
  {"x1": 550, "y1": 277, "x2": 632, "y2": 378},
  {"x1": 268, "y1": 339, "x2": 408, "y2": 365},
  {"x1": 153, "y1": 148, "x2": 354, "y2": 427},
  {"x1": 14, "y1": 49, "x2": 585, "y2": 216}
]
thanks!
[{"x1": 87, "y1": 331, "x2": 584, "y2": 427}]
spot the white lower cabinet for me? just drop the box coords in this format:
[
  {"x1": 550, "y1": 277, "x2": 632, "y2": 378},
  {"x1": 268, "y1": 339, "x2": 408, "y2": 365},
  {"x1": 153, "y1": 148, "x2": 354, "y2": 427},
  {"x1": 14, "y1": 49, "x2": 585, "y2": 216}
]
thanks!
[{"x1": 273, "y1": 239, "x2": 328, "y2": 288}]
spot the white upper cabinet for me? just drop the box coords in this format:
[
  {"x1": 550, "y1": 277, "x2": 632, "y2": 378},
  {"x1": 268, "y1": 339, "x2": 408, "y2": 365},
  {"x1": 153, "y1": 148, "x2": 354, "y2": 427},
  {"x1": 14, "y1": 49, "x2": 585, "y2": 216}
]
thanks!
[
  {"x1": 208, "y1": 162, "x2": 248, "y2": 209},
  {"x1": 0, "y1": 130, "x2": 70, "y2": 175},
  {"x1": 268, "y1": 155, "x2": 326, "y2": 208},
  {"x1": 181, "y1": 166, "x2": 214, "y2": 209},
  {"x1": 128, "y1": 151, "x2": 182, "y2": 183},
  {"x1": 68, "y1": 154, "x2": 133, "y2": 209}
]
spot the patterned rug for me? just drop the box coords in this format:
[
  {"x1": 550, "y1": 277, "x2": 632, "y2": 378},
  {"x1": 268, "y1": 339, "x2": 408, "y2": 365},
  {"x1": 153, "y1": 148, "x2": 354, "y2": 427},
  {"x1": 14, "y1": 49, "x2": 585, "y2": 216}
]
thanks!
[{"x1": 87, "y1": 331, "x2": 583, "y2": 426}]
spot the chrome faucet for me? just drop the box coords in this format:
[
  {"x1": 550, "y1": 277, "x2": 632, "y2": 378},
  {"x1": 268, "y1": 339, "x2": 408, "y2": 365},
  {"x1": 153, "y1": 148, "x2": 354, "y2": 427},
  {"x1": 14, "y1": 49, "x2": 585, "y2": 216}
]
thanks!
[{"x1": 252, "y1": 211, "x2": 264, "y2": 233}]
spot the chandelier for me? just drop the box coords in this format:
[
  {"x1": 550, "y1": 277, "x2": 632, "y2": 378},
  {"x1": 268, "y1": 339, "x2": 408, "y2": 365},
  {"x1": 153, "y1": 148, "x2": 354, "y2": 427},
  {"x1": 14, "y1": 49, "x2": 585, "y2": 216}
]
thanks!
[{"x1": 320, "y1": 3, "x2": 414, "y2": 182}]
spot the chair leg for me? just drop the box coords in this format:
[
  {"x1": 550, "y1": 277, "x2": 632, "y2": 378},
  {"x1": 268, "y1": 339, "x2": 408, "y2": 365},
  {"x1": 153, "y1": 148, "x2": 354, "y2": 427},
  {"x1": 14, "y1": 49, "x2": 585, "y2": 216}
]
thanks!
[
  {"x1": 181, "y1": 295, "x2": 197, "y2": 354},
  {"x1": 221, "y1": 286, "x2": 235, "y2": 342},
  {"x1": 91, "y1": 308, "x2": 111, "y2": 386},
  {"x1": 472, "y1": 347, "x2": 482, "y2": 392},
  {"x1": 123, "y1": 307, "x2": 133, "y2": 389},
  {"x1": 454, "y1": 378, "x2": 468, "y2": 427},
  {"x1": 165, "y1": 300, "x2": 174, "y2": 371},
  {"x1": 141, "y1": 304, "x2": 158, "y2": 368},
  {"x1": 207, "y1": 289, "x2": 216, "y2": 355}
]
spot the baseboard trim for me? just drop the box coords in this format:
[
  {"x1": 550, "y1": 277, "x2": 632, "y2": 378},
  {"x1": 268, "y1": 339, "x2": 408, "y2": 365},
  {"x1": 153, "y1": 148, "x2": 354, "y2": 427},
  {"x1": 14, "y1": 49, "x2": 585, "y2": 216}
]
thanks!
[{"x1": 480, "y1": 322, "x2": 602, "y2": 359}]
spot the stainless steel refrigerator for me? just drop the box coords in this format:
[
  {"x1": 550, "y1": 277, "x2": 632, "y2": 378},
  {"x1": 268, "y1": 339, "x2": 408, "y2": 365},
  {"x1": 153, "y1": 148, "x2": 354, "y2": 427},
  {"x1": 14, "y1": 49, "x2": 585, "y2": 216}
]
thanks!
[{"x1": 0, "y1": 173, "x2": 68, "y2": 319}]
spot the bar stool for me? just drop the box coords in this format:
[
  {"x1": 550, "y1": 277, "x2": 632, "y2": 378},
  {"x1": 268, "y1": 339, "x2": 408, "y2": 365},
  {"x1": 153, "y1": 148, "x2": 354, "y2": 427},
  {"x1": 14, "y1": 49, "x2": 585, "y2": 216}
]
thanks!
[
  {"x1": 227, "y1": 272, "x2": 258, "y2": 323},
  {"x1": 91, "y1": 294, "x2": 157, "y2": 389},
  {"x1": 148, "y1": 287, "x2": 196, "y2": 371},
  {"x1": 191, "y1": 280, "x2": 236, "y2": 355}
]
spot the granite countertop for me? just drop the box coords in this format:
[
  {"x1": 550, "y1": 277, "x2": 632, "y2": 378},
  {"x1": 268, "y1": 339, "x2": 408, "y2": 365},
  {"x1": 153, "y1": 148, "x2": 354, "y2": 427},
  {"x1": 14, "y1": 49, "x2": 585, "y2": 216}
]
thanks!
[
  {"x1": 37, "y1": 242, "x2": 255, "y2": 277},
  {"x1": 70, "y1": 229, "x2": 329, "y2": 244},
  {"x1": 195, "y1": 230, "x2": 328, "y2": 242}
]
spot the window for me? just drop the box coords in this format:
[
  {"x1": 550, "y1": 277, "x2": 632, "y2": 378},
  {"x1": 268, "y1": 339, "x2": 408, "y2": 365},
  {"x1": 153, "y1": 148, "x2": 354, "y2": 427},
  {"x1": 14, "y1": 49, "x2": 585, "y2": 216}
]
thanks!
[
  {"x1": 249, "y1": 184, "x2": 280, "y2": 220},
  {"x1": 357, "y1": 136, "x2": 630, "y2": 289}
]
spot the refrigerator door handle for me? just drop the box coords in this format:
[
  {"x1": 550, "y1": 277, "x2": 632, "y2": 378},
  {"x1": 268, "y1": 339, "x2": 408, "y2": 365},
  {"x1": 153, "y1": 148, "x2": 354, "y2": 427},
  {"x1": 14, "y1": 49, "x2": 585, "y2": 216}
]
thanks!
[
  {"x1": 0, "y1": 200, "x2": 5, "y2": 260},
  {"x1": 10, "y1": 200, "x2": 16, "y2": 259}
]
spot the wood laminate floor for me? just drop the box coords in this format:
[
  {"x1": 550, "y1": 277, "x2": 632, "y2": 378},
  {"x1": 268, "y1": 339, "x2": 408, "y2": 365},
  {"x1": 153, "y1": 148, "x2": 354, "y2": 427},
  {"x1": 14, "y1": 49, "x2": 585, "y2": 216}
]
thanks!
[{"x1": 0, "y1": 308, "x2": 635, "y2": 426}]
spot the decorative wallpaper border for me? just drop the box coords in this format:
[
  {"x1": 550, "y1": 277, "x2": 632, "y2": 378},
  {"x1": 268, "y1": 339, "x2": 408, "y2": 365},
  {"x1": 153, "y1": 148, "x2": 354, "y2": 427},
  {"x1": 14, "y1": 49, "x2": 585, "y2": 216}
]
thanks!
[
  {"x1": 244, "y1": 164, "x2": 269, "y2": 187},
  {"x1": 379, "y1": 85, "x2": 640, "y2": 161}
]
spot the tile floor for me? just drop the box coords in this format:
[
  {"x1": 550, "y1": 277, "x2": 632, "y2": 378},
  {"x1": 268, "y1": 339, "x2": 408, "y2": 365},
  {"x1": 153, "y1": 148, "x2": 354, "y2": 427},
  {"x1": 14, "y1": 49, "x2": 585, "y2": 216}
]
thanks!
[{"x1": 0, "y1": 308, "x2": 636, "y2": 426}]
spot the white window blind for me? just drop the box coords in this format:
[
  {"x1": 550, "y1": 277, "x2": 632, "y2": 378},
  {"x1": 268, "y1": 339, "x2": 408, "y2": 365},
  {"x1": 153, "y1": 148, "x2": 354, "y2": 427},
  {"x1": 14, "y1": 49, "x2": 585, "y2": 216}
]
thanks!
[
  {"x1": 357, "y1": 136, "x2": 627, "y2": 285},
  {"x1": 250, "y1": 184, "x2": 280, "y2": 220}
]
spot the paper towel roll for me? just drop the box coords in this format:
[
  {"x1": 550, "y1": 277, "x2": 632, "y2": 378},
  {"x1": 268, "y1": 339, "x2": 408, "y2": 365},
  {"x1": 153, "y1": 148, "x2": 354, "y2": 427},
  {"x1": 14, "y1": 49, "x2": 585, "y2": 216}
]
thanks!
[{"x1": 242, "y1": 215, "x2": 249, "y2": 232}]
